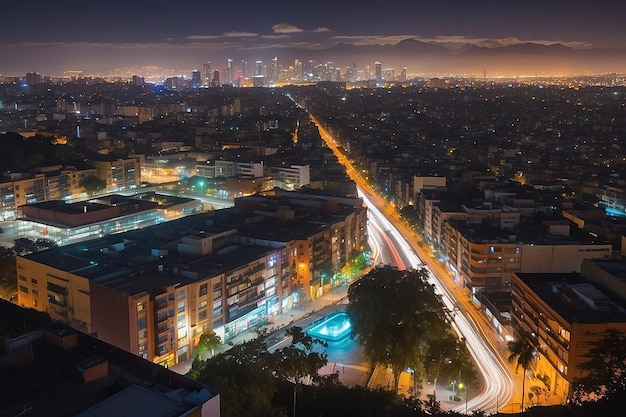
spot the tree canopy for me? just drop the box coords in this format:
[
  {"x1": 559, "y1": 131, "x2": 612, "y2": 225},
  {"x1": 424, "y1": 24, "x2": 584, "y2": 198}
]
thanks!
[
  {"x1": 79, "y1": 175, "x2": 107, "y2": 196},
  {"x1": 572, "y1": 329, "x2": 626, "y2": 405},
  {"x1": 347, "y1": 266, "x2": 452, "y2": 393},
  {"x1": 196, "y1": 330, "x2": 222, "y2": 359}
]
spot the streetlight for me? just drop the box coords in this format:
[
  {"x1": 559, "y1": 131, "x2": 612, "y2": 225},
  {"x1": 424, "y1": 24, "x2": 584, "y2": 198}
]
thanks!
[{"x1": 458, "y1": 382, "x2": 468, "y2": 413}]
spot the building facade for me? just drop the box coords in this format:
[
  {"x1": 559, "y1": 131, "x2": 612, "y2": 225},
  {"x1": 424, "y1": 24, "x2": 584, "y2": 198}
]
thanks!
[{"x1": 511, "y1": 270, "x2": 626, "y2": 403}]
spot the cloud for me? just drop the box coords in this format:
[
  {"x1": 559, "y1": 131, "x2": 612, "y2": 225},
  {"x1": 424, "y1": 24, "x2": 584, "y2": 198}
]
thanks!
[
  {"x1": 262, "y1": 35, "x2": 291, "y2": 39},
  {"x1": 312, "y1": 27, "x2": 331, "y2": 33},
  {"x1": 272, "y1": 23, "x2": 303, "y2": 34},
  {"x1": 333, "y1": 35, "x2": 418, "y2": 45},
  {"x1": 222, "y1": 31, "x2": 258, "y2": 38},
  {"x1": 185, "y1": 34, "x2": 221, "y2": 40}
]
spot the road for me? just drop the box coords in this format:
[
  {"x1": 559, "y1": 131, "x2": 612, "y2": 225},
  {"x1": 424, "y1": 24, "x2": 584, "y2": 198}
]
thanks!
[{"x1": 306, "y1": 112, "x2": 517, "y2": 414}]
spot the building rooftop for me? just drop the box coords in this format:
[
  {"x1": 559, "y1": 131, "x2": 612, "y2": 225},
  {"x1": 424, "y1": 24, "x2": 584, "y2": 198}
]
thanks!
[
  {"x1": 0, "y1": 300, "x2": 218, "y2": 417},
  {"x1": 515, "y1": 272, "x2": 626, "y2": 324}
]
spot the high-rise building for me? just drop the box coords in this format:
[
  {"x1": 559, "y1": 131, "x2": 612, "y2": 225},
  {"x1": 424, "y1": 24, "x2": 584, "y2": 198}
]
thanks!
[
  {"x1": 25, "y1": 72, "x2": 42, "y2": 85},
  {"x1": 132, "y1": 75, "x2": 145, "y2": 86},
  {"x1": 241, "y1": 60, "x2": 248, "y2": 80},
  {"x1": 270, "y1": 57, "x2": 279, "y2": 85},
  {"x1": 211, "y1": 70, "x2": 220, "y2": 87},
  {"x1": 225, "y1": 59, "x2": 233, "y2": 84},
  {"x1": 375, "y1": 61, "x2": 382, "y2": 82},
  {"x1": 203, "y1": 61, "x2": 212, "y2": 86},
  {"x1": 294, "y1": 59, "x2": 303, "y2": 82},
  {"x1": 253, "y1": 60, "x2": 264, "y2": 87},
  {"x1": 191, "y1": 69, "x2": 201, "y2": 89}
]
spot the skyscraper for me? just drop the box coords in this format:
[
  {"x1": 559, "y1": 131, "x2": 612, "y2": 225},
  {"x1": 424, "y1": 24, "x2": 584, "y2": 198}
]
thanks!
[
  {"x1": 203, "y1": 62, "x2": 211, "y2": 86},
  {"x1": 254, "y1": 60, "x2": 264, "y2": 87},
  {"x1": 270, "y1": 56, "x2": 279, "y2": 85},
  {"x1": 225, "y1": 59, "x2": 233, "y2": 84},
  {"x1": 191, "y1": 69, "x2": 201, "y2": 89},
  {"x1": 294, "y1": 59, "x2": 303, "y2": 82},
  {"x1": 375, "y1": 61, "x2": 382, "y2": 82},
  {"x1": 241, "y1": 60, "x2": 248, "y2": 80}
]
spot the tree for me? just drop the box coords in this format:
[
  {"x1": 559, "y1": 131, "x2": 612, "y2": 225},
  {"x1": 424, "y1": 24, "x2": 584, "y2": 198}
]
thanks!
[
  {"x1": 34, "y1": 238, "x2": 57, "y2": 251},
  {"x1": 0, "y1": 246, "x2": 17, "y2": 298},
  {"x1": 196, "y1": 330, "x2": 222, "y2": 360},
  {"x1": 79, "y1": 174, "x2": 107, "y2": 196},
  {"x1": 347, "y1": 266, "x2": 450, "y2": 393},
  {"x1": 507, "y1": 329, "x2": 538, "y2": 412},
  {"x1": 192, "y1": 335, "x2": 284, "y2": 417},
  {"x1": 13, "y1": 237, "x2": 56, "y2": 256},
  {"x1": 271, "y1": 326, "x2": 328, "y2": 417},
  {"x1": 13, "y1": 238, "x2": 38, "y2": 256},
  {"x1": 572, "y1": 329, "x2": 626, "y2": 405},
  {"x1": 424, "y1": 331, "x2": 474, "y2": 403}
]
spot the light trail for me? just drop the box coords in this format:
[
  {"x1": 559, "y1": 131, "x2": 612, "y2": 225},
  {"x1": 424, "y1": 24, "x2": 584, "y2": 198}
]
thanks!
[
  {"x1": 360, "y1": 188, "x2": 514, "y2": 414},
  {"x1": 303, "y1": 106, "x2": 515, "y2": 414},
  {"x1": 367, "y1": 212, "x2": 406, "y2": 270}
]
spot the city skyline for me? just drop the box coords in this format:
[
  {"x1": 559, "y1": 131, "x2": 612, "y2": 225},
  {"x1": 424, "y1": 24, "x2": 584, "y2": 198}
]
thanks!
[{"x1": 2, "y1": 0, "x2": 626, "y2": 78}]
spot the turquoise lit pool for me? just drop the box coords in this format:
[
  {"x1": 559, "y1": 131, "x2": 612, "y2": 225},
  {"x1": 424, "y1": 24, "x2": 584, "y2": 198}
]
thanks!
[{"x1": 306, "y1": 311, "x2": 352, "y2": 342}]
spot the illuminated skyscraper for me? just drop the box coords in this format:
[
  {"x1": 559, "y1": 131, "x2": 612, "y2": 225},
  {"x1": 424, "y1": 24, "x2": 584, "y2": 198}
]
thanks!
[
  {"x1": 191, "y1": 69, "x2": 201, "y2": 89},
  {"x1": 253, "y1": 60, "x2": 265, "y2": 87},
  {"x1": 270, "y1": 56, "x2": 278, "y2": 85},
  {"x1": 225, "y1": 59, "x2": 233, "y2": 84},
  {"x1": 294, "y1": 59, "x2": 303, "y2": 82},
  {"x1": 203, "y1": 62, "x2": 211, "y2": 86},
  {"x1": 211, "y1": 70, "x2": 219, "y2": 87},
  {"x1": 375, "y1": 61, "x2": 382, "y2": 81}
]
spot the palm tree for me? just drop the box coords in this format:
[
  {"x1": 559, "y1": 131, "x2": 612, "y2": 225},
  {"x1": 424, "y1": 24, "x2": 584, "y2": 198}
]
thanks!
[{"x1": 507, "y1": 330, "x2": 538, "y2": 411}]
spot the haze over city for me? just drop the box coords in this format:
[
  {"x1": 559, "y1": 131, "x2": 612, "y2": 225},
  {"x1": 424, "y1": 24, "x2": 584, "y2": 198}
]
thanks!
[{"x1": 3, "y1": 0, "x2": 626, "y2": 78}]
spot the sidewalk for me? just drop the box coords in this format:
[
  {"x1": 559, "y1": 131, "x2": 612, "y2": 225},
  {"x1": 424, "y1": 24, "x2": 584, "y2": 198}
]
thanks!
[{"x1": 170, "y1": 282, "x2": 353, "y2": 376}]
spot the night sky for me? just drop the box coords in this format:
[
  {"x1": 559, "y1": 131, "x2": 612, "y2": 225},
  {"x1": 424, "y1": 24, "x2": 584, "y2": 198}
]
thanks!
[{"x1": 2, "y1": 0, "x2": 625, "y2": 77}]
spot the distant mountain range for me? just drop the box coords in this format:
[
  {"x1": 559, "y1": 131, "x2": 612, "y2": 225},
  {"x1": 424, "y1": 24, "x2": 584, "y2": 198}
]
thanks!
[
  {"x1": 278, "y1": 38, "x2": 626, "y2": 77},
  {"x1": 87, "y1": 38, "x2": 626, "y2": 80}
]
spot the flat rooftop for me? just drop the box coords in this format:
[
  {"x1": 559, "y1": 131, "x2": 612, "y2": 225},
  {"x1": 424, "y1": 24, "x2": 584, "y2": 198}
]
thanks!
[
  {"x1": 0, "y1": 304, "x2": 217, "y2": 417},
  {"x1": 515, "y1": 272, "x2": 626, "y2": 324}
]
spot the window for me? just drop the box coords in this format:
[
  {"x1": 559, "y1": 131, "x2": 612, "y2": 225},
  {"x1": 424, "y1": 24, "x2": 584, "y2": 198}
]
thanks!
[
  {"x1": 137, "y1": 301, "x2": 145, "y2": 312},
  {"x1": 198, "y1": 300, "x2": 208, "y2": 309},
  {"x1": 198, "y1": 310, "x2": 207, "y2": 320},
  {"x1": 32, "y1": 289, "x2": 39, "y2": 297},
  {"x1": 19, "y1": 285, "x2": 28, "y2": 294},
  {"x1": 31, "y1": 278, "x2": 38, "y2": 285},
  {"x1": 178, "y1": 301, "x2": 185, "y2": 313},
  {"x1": 178, "y1": 290, "x2": 185, "y2": 300},
  {"x1": 19, "y1": 275, "x2": 26, "y2": 282},
  {"x1": 199, "y1": 284, "x2": 207, "y2": 297}
]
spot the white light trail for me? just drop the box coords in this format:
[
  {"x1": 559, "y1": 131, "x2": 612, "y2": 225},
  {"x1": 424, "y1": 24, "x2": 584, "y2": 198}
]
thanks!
[{"x1": 359, "y1": 188, "x2": 514, "y2": 414}]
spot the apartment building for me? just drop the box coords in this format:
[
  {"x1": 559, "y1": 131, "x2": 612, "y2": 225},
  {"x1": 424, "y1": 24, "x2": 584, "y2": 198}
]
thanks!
[
  {"x1": 16, "y1": 191, "x2": 367, "y2": 367},
  {"x1": 92, "y1": 157, "x2": 142, "y2": 191},
  {"x1": 444, "y1": 219, "x2": 612, "y2": 296},
  {"x1": 511, "y1": 268, "x2": 626, "y2": 403},
  {"x1": 1, "y1": 166, "x2": 97, "y2": 220}
]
